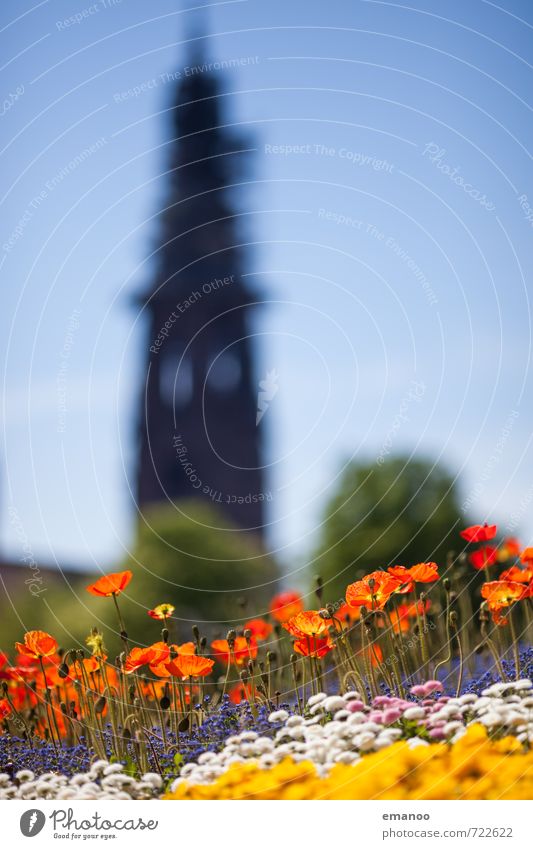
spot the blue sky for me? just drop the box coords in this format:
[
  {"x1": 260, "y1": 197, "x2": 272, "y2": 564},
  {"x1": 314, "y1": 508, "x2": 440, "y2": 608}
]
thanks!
[{"x1": 1, "y1": 0, "x2": 533, "y2": 572}]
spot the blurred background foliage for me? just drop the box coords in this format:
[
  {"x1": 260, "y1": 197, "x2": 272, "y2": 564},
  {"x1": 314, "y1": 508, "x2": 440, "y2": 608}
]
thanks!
[
  {"x1": 0, "y1": 458, "x2": 468, "y2": 653},
  {"x1": 0, "y1": 500, "x2": 277, "y2": 654}
]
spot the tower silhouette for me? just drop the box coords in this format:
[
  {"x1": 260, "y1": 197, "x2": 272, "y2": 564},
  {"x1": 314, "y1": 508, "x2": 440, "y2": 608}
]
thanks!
[{"x1": 136, "y1": 42, "x2": 265, "y2": 536}]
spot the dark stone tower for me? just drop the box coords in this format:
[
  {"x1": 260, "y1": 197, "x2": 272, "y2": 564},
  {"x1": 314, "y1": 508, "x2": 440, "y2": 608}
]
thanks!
[{"x1": 136, "y1": 43, "x2": 265, "y2": 536}]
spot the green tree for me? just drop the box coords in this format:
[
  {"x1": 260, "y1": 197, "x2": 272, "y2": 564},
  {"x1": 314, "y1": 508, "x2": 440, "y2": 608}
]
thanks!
[
  {"x1": 126, "y1": 500, "x2": 278, "y2": 636},
  {"x1": 312, "y1": 456, "x2": 464, "y2": 602}
]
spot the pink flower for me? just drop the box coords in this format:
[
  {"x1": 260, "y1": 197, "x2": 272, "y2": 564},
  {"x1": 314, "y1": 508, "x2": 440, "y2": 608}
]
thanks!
[
  {"x1": 424, "y1": 680, "x2": 443, "y2": 694},
  {"x1": 383, "y1": 708, "x2": 403, "y2": 724}
]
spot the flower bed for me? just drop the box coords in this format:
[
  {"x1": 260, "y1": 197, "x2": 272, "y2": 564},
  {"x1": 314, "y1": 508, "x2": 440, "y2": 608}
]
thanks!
[
  {"x1": 1, "y1": 522, "x2": 532, "y2": 799},
  {"x1": 165, "y1": 725, "x2": 533, "y2": 800}
]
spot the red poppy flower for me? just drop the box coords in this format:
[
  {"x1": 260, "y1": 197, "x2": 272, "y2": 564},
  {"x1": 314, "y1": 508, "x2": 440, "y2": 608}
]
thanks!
[
  {"x1": 243, "y1": 618, "x2": 273, "y2": 641},
  {"x1": 283, "y1": 610, "x2": 329, "y2": 639},
  {"x1": 346, "y1": 571, "x2": 401, "y2": 610},
  {"x1": 15, "y1": 631, "x2": 58, "y2": 660},
  {"x1": 469, "y1": 546, "x2": 498, "y2": 571},
  {"x1": 169, "y1": 654, "x2": 214, "y2": 678},
  {"x1": 460, "y1": 523, "x2": 497, "y2": 543},
  {"x1": 521, "y1": 547, "x2": 533, "y2": 564},
  {"x1": 211, "y1": 636, "x2": 258, "y2": 666},
  {"x1": 293, "y1": 635, "x2": 335, "y2": 658},
  {"x1": 270, "y1": 590, "x2": 303, "y2": 623},
  {"x1": 0, "y1": 700, "x2": 11, "y2": 720},
  {"x1": 86, "y1": 570, "x2": 132, "y2": 597}
]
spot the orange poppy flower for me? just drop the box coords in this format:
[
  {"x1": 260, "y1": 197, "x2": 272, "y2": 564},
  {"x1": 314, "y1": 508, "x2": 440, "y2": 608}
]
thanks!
[
  {"x1": 270, "y1": 590, "x2": 303, "y2": 623},
  {"x1": 388, "y1": 562, "x2": 439, "y2": 591},
  {"x1": 356, "y1": 643, "x2": 384, "y2": 668},
  {"x1": 174, "y1": 641, "x2": 196, "y2": 655},
  {"x1": 15, "y1": 631, "x2": 58, "y2": 660},
  {"x1": 387, "y1": 565, "x2": 414, "y2": 593},
  {"x1": 169, "y1": 654, "x2": 214, "y2": 678},
  {"x1": 521, "y1": 547, "x2": 533, "y2": 564},
  {"x1": 390, "y1": 605, "x2": 412, "y2": 633},
  {"x1": 211, "y1": 636, "x2": 258, "y2": 666},
  {"x1": 148, "y1": 603, "x2": 175, "y2": 620},
  {"x1": 497, "y1": 537, "x2": 521, "y2": 562},
  {"x1": 469, "y1": 546, "x2": 498, "y2": 571},
  {"x1": 409, "y1": 562, "x2": 439, "y2": 583},
  {"x1": 124, "y1": 646, "x2": 157, "y2": 674},
  {"x1": 229, "y1": 683, "x2": 252, "y2": 704},
  {"x1": 293, "y1": 635, "x2": 335, "y2": 658},
  {"x1": 481, "y1": 580, "x2": 526, "y2": 625},
  {"x1": 86, "y1": 570, "x2": 132, "y2": 597},
  {"x1": 499, "y1": 564, "x2": 533, "y2": 583},
  {"x1": 283, "y1": 610, "x2": 329, "y2": 639},
  {"x1": 405, "y1": 599, "x2": 431, "y2": 617},
  {"x1": 147, "y1": 641, "x2": 170, "y2": 666},
  {"x1": 150, "y1": 642, "x2": 196, "y2": 675},
  {"x1": 460, "y1": 523, "x2": 497, "y2": 543},
  {"x1": 346, "y1": 571, "x2": 401, "y2": 610},
  {"x1": 330, "y1": 602, "x2": 360, "y2": 624},
  {"x1": 243, "y1": 618, "x2": 273, "y2": 641},
  {"x1": 368, "y1": 643, "x2": 384, "y2": 668}
]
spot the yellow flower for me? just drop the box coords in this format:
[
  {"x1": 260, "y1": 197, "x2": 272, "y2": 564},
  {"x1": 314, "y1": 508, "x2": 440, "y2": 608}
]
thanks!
[{"x1": 164, "y1": 726, "x2": 533, "y2": 800}]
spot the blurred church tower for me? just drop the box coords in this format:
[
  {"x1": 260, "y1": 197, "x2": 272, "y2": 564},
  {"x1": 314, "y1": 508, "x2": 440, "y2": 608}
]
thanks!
[{"x1": 136, "y1": 33, "x2": 265, "y2": 537}]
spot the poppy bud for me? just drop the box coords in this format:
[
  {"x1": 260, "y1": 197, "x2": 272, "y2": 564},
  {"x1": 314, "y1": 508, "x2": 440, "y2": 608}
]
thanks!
[
  {"x1": 192, "y1": 624, "x2": 200, "y2": 642},
  {"x1": 161, "y1": 628, "x2": 169, "y2": 644},
  {"x1": 160, "y1": 695, "x2": 171, "y2": 710},
  {"x1": 95, "y1": 696, "x2": 106, "y2": 714},
  {"x1": 58, "y1": 662, "x2": 70, "y2": 679}
]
